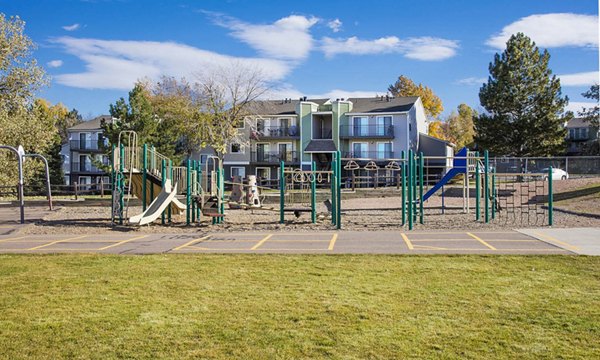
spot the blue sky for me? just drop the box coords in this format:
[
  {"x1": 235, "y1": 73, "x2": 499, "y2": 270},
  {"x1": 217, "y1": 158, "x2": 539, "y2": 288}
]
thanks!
[{"x1": 2, "y1": 0, "x2": 599, "y2": 118}]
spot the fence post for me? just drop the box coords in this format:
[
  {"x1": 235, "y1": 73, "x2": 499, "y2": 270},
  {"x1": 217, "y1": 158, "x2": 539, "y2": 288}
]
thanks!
[
  {"x1": 74, "y1": 182, "x2": 78, "y2": 200},
  {"x1": 491, "y1": 168, "x2": 496, "y2": 220},
  {"x1": 311, "y1": 161, "x2": 316, "y2": 224},
  {"x1": 548, "y1": 166, "x2": 553, "y2": 226},
  {"x1": 401, "y1": 150, "x2": 406, "y2": 226},
  {"x1": 419, "y1": 152, "x2": 424, "y2": 225},
  {"x1": 475, "y1": 151, "x2": 480, "y2": 221},
  {"x1": 100, "y1": 178, "x2": 104, "y2": 198},
  {"x1": 142, "y1": 144, "x2": 147, "y2": 211},
  {"x1": 408, "y1": 150, "x2": 413, "y2": 230},
  {"x1": 279, "y1": 161, "x2": 285, "y2": 224},
  {"x1": 484, "y1": 150, "x2": 489, "y2": 223}
]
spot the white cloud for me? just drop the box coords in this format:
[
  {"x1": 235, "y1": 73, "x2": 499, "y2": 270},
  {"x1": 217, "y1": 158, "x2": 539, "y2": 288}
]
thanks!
[
  {"x1": 52, "y1": 37, "x2": 291, "y2": 90},
  {"x1": 327, "y1": 18, "x2": 342, "y2": 33},
  {"x1": 47, "y1": 60, "x2": 63, "y2": 68},
  {"x1": 321, "y1": 36, "x2": 459, "y2": 61},
  {"x1": 565, "y1": 101, "x2": 598, "y2": 114},
  {"x1": 263, "y1": 85, "x2": 380, "y2": 101},
  {"x1": 558, "y1": 71, "x2": 599, "y2": 87},
  {"x1": 486, "y1": 13, "x2": 599, "y2": 49},
  {"x1": 310, "y1": 89, "x2": 379, "y2": 99},
  {"x1": 456, "y1": 77, "x2": 487, "y2": 86},
  {"x1": 210, "y1": 13, "x2": 319, "y2": 61},
  {"x1": 62, "y1": 23, "x2": 80, "y2": 31}
]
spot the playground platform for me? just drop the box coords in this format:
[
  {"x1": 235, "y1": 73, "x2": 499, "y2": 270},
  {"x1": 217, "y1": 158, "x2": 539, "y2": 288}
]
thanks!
[{"x1": 0, "y1": 229, "x2": 593, "y2": 255}]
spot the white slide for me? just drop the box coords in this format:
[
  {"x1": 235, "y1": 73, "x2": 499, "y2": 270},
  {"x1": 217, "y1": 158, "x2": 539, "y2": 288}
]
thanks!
[{"x1": 129, "y1": 179, "x2": 179, "y2": 226}]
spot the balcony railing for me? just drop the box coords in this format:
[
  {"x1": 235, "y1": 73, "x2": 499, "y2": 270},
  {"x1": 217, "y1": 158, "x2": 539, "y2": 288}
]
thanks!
[
  {"x1": 70, "y1": 140, "x2": 105, "y2": 151},
  {"x1": 340, "y1": 125, "x2": 394, "y2": 138},
  {"x1": 251, "y1": 126, "x2": 299, "y2": 139},
  {"x1": 71, "y1": 162, "x2": 106, "y2": 173},
  {"x1": 251, "y1": 151, "x2": 299, "y2": 164},
  {"x1": 343, "y1": 151, "x2": 394, "y2": 160}
]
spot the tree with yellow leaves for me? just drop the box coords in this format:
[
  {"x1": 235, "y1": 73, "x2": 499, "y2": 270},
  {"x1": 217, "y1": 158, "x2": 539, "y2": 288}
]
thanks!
[{"x1": 388, "y1": 75, "x2": 443, "y2": 119}]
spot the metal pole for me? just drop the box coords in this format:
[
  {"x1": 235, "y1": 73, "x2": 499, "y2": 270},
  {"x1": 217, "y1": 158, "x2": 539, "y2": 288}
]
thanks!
[
  {"x1": 219, "y1": 165, "x2": 224, "y2": 224},
  {"x1": 408, "y1": 149, "x2": 413, "y2": 230},
  {"x1": 419, "y1": 152, "x2": 424, "y2": 225},
  {"x1": 197, "y1": 162, "x2": 202, "y2": 222},
  {"x1": 161, "y1": 159, "x2": 166, "y2": 225},
  {"x1": 401, "y1": 150, "x2": 406, "y2": 226},
  {"x1": 186, "y1": 159, "x2": 191, "y2": 226},
  {"x1": 548, "y1": 166, "x2": 553, "y2": 226},
  {"x1": 475, "y1": 151, "x2": 480, "y2": 221},
  {"x1": 484, "y1": 150, "x2": 489, "y2": 223},
  {"x1": 279, "y1": 160, "x2": 285, "y2": 224},
  {"x1": 337, "y1": 150, "x2": 342, "y2": 229},
  {"x1": 491, "y1": 167, "x2": 496, "y2": 220},
  {"x1": 142, "y1": 144, "x2": 147, "y2": 211},
  {"x1": 191, "y1": 160, "x2": 196, "y2": 223},
  {"x1": 0, "y1": 146, "x2": 25, "y2": 223},
  {"x1": 331, "y1": 155, "x2": 337, "y2": 225},
  {"x1": 111, "y1": 144, "x2": 115, "y2": 224},
  {"x1": 168, "y1": 160, "x2": 172, "y2": 223},
  {"x1": 119, "y1": 144, "x2": 125, "y2": 225},
  {"x1": 311, "y1": 161, "x2": 316, "y2": 224}
]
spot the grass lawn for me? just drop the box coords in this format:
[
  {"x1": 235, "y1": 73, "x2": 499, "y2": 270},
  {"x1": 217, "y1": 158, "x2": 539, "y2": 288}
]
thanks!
[{"x1": 0, "y1": 255, "x2": 598, "y2": 359}]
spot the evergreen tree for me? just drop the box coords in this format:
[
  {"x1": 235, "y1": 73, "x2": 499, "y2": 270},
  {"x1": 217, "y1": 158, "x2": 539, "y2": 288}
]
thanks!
[{"x1": 475, "y1": 33, "x2": 569, "y2": 156}]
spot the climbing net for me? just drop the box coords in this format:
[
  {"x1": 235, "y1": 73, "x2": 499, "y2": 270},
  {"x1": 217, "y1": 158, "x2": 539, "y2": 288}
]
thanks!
[{"x1": 494, "y1": 173, "x2": 549, "y2": 226}]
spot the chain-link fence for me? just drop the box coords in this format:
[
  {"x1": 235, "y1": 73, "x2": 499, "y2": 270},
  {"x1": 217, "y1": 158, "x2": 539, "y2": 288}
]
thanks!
[{"x1": 492, "y1": 156, "x2": 600, "y2": 177}]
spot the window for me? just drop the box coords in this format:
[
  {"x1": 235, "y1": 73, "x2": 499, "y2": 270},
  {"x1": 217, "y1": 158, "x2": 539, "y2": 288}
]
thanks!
[
  {"x1": 200, "y1": 155, "x2": 208, "y2": 164},
  {"x1": 278, "y1": 143, "x2": 293, "y2": 162},
  {"x1": 352, "y1": 142, "x2": 368, "y2": 158},
  {"x1": 256, "y1": 143, "x2": 269, "y2": 162},
  {"x1": 256, "y1": 167, "x2": 271, "y2": 180},
  {"x1": 231, "y1": 143, "x2": 243, "y2": 154},
  {"x1": 230, "y1": 166, "x2": 246, "y2": 179},
  {"x1": 376, "y1": 116, "x2": 392, "y2": 136},
  {"x1": 353, "y1": 117, "x2": 367, "y2": 136},
  {"x1": 79, "y1": 133, "x2": 87, "y2": 150},
  {"x1": 377, "y1": 142, "x2": 392, "y2": 159},
  {"x1": 234, "y1": 118, "x2": 245, "y2": 129},
  {"x1": 569, "y1": 129, "x2": 575, "y2": 139}
]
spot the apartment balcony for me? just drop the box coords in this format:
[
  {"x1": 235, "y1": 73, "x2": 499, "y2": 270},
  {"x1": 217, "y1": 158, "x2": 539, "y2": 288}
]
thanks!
[
  {"x1": 69, "y1": 140, "x2": 105, "y2": 152},
  {"x1": 340, "y1": 125, "x2": 394, "y2": 139},
  {"x1": 71, "y1": 162, "x2": 107, "y2": 173},
  {"x1": 250, "y1": 151, "x2": 299, "y2": 164},
  {"x1": 251, "y1": 126, "x2": 300, "y2": 140},
  {"x1": 343, "y1": 151, "x2": 394, "y2": 160}
]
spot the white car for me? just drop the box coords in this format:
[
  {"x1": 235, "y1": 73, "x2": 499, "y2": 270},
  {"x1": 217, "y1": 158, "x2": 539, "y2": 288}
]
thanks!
[{"x1": 541, "y1": 168, "x2": 569, "y2": 181}]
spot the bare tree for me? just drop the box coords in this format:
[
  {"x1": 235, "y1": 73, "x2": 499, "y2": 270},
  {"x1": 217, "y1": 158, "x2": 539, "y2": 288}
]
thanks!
[{"x1": 194, "y1": 62, "x2": 270, "y2": 159}]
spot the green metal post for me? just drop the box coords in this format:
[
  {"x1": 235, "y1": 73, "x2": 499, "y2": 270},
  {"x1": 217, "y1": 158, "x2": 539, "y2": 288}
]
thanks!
[
  {"x1": 337, "y1": 150, "x2": 342, "y2": 229},
  {"x1": 419, "y1": 152, "x2": 424, "y2": 225},
  {"x1": 186, "y1": 159, "x2": 191, "y2": 226},
  {"x1": 119, "y1": 144, "x2": 124, "y2": 225},
  {"x1": 401, "y1": 150, "x2": 406, "y2": 226},
  {"x1": 475, "y1": 151, "x2": 480, "y2": 221},
  {"x1": 196, "y1": 161, "x2": 204, "y2": 222},
  {"x1": 412, "y1": 149, "x2": 417, "y2": 223},
  {"x1": 548, "y1": 166, "x2": 553, "y2": 226},
  {"x1": 311, "y1": 161, "x2": 316, "y2": 224},
  {"x1": 219, "y1": 166, "x2": 224, "y2": 224},
  {"x1": 149, "y1": 146, "x2": 155, "y2": 204},
  {"x1": 484, "y1": 150, "x2": 489, "y2": 223},
  {"x1": 331, "y1": 154, "x2": 337, "y2": 226},
  {"x1": 191, "y1": 160, "x2": 196, "y2": 223},
  {"x1": 408, "y1": 150, "x2": 413, "y2": 230},
  {"x1": 279, "y1": 161, "x2": 285, "y2": 224},
  {"x1": 491, "y1": 167, "x2": 496, "y2": 220},
  {"x1": 161, "y1": 159, "x2": 166, "y2": 225},
  {"x1": 142, "y1": 144, "x2": 147, "y2": 211},
  {"x1": 111, "y1": 144, "x2": 116, "y2": 224}
]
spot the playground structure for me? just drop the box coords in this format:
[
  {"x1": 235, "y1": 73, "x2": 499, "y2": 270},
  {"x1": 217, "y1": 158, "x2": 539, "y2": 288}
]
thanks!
[
  {"x1": 109, "y1": 128, "x2": 553, "y2": 230},
  {"x1": 0, "y1": 145, "x2": 53, "y2": 224}
]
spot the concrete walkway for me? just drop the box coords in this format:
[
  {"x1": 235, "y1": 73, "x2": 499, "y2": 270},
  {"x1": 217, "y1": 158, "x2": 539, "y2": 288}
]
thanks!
[
  {"x1": 518, "y1": 228, "x2": 600, "y2": 255},
  {"x1": 0, "y1": 230, "x2": 574, "y2": 255}
]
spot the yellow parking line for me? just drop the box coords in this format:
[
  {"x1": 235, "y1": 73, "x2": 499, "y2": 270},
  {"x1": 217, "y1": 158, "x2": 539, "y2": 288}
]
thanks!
[
  {"x1": 401, "y1": 233, "x2": 414, "y2": 250},
  {"x1": 532, "y1": 231, "x2": 580, "y2": 251},
  {"x1": 0, "y1": 236, "x2": 28, "y2": 243},
  {"x1": 466, "y1": 232, "x2": 497, "y2": 250},
  {"x1": 173, "y1": 236, "x2": 211, "y2": 251},
  {"x1": 98, "y1": 235, "x2": 148, "y2": 251},
  {"x1": 413, "y1": 244, "x2": 449, "y2": 250},
  {"x1": 269, "y1": 239, "x2": 330, "y2": 243},
  {"x1": 28, "y1": 235, "x2": 88, "y2": 250},
  {"x1": 328, "y1": 233, "x2": 338, "y2": 250},
  {"x1": 251, "y1": 234, "x2": 273, "y2": 250},
  {"x1": 255, "y1": 248, "x2": 328, "y2": 251}
]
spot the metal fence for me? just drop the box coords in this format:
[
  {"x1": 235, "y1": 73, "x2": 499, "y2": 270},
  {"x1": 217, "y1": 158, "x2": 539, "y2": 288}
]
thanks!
[{"x1": 491, "y1": 156, "x2": 600, "y2": 176}]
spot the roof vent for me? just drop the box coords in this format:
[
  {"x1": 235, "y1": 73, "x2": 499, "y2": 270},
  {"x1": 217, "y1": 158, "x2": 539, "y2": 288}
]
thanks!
[{"x1": 303, "y1": 96, "x2": 307, "y2": 101}]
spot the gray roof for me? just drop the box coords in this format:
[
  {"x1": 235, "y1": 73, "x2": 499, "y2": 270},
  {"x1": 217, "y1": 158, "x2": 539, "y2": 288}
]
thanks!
[
  {"x1": 304, "y1": 140, "x2": 337, "y2": 152},
  {"x1": 249, "y1": 99, "x2": 330, "y2": 115},
  {"x1": 68, "y1": 115, "x2": 112, "y2": 131},
  {"x1": 347, "y1": 96, "x2": 419, "y2": 113},
  {"x1": 565, "y1": 117, "x2": 594, "y2": 128}
]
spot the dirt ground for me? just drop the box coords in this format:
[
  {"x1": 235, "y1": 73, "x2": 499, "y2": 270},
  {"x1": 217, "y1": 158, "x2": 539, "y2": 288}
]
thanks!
[{"x1": 13, "y1": 177, "x2": 600, "y2": 235}]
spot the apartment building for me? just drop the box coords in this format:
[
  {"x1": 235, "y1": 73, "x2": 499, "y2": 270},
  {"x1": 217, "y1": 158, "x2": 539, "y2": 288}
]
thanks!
[
  {"x1": 197, "y1": 95, "x2": 448, "y2": 181},
  {"x1": 61, "y1": 115, "x2": 112, "y2": 187},
  {"x1": 565, "y1": 117, "x2": 599, "y2": 155}
]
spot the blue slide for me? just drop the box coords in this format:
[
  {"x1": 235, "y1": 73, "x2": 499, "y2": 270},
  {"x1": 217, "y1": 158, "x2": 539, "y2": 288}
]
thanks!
[{"x1": 421, "y1": 147, "x2": 468, "y2": 202}]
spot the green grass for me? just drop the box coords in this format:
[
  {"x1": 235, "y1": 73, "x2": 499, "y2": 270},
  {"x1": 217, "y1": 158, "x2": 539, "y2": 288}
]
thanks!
[{"x1": 0, "y1": 255, "x2": 598, "y2": 359}]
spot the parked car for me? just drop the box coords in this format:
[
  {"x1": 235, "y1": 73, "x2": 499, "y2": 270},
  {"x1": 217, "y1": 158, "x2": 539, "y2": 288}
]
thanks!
[{"x1": 540, "y1": 168, "x2": 569, "y2": 181}]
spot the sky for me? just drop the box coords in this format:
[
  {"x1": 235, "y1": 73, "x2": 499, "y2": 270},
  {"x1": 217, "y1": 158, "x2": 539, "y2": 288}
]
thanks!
[{"x1": 2, "y1": 0, "x2": 599, "y2": 119}]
